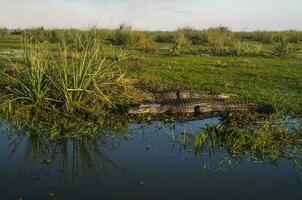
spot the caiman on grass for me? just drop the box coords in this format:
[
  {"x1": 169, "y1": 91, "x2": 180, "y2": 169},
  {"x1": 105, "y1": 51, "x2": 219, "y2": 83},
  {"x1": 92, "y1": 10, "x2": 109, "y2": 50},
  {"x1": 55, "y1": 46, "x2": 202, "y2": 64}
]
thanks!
[{"x1": 127, "y1": 90, "x2": 275, "y2": 115}]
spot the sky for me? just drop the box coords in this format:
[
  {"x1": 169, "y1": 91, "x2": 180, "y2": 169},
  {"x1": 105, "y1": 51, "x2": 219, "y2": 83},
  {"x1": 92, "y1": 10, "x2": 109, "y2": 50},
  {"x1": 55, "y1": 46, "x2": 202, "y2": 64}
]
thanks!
[{"x1": 0, "y1": 0, "x2": 301, "y2": 31}]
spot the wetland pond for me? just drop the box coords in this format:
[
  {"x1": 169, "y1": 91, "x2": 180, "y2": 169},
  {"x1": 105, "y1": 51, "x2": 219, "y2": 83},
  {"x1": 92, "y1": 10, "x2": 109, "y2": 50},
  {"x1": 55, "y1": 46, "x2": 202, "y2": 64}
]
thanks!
[{"x1": 0, "y1": 116, "x2": 302, "y2": 200}]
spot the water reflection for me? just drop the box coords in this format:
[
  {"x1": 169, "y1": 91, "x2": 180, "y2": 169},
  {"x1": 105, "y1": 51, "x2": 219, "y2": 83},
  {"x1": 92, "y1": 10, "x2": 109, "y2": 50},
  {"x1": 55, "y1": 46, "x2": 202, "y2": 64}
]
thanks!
[
  {"x1": 0, "y1": 115, "x2": 302, "y2": 199},
  {"x1": 3, "y1": 128, "x2": 127, "y2": 184}
]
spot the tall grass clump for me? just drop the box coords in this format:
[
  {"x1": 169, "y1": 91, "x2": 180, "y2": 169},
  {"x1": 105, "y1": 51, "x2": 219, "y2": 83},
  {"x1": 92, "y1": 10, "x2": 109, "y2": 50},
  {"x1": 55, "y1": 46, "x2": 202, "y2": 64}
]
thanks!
[
  {"x1": 170, "y1": 32, "x2": 191, "y2": 56},
  {"x1": 2, "y1": 30, "x2": 130, "y2": 117},
  {"x1": 59, "y1": 29, "x2": 107, "y2": 51},
  {"x1": 273, "y1": 37, "x2": 297, "y2": 56},
  {"x1": 0, "y1": 28, "x2": 8, "y2": 41},
  {"x1": 187, "y1": 30, "x2": 209, "y2": 45},
  {"x1": 285, "y1": 30, "x2": 302, "y2": 43},
  {"x1": 2, "y1": 40, "x2": 51, "y2": 109},
  {"x1": 228, "y1": 40, "x2": 250, "y2": 56},
  {"x1": 207, "y1": 27, "x2": 235, "y2": 55},
  {"x1": 153, "y1": 31, "x2": 174, "y2": 43},
  {"x1": 111, "y1": 26, "x2": 151, "y2": 47},
  {"x1": 47, "y1": 29, "x2": 64, "y2": 43},
  {"x1": 21, "y1": 27, "x2": 49, "y2": 43},
  {"x1": 251, "y1": 31, "x2": 276, "y2": 43},
  {"x1": 51, "y1": 32, "x2": 128, "y2": 113}
]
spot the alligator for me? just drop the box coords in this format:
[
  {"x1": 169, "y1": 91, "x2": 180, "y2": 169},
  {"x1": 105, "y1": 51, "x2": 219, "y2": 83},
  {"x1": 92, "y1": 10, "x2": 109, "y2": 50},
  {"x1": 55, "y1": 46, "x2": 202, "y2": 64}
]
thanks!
[
  {"x1": 127, "y1": 99, "x2": 275, "y2": 115},
  {"x1": 152, "y1": 89, "x2": 235, "y2": 101}
]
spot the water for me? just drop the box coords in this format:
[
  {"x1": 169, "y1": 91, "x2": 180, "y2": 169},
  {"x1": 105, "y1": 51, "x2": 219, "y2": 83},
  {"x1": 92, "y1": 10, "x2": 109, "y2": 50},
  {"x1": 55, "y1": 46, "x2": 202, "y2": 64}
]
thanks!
[
  {"x1": 0, "y1": 49, "x2": 23, "y2": 58},
  {"x1": 0, "y1": 117, "x2": 302, "y2": 200}
]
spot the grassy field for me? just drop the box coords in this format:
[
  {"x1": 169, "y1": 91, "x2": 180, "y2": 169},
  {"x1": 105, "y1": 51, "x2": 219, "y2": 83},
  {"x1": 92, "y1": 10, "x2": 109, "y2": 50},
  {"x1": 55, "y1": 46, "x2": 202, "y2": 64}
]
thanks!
[{"x1": 0, "y1": 27, "x2": 302, "y2": 118}]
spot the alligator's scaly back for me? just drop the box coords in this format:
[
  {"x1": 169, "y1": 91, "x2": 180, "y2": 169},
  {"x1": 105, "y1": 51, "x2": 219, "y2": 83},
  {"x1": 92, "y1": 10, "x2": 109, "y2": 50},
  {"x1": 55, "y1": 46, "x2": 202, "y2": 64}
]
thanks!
[
  {"x1": 127, "y1": 89, "x2": 275, "y2": 115},
  {"x1": 153, "y1": 90, "x2": 234, "y2": 101},
  {"x1": 127, "y1": 99, "x2": 275, "y2": 114}
]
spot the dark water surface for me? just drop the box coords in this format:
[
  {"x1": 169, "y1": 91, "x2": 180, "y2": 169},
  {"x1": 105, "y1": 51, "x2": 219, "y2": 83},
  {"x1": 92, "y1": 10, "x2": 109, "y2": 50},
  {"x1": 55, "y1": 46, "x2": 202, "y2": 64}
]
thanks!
[{"x1": 0, "y1": 118, "x2": 301, "y2": 200}]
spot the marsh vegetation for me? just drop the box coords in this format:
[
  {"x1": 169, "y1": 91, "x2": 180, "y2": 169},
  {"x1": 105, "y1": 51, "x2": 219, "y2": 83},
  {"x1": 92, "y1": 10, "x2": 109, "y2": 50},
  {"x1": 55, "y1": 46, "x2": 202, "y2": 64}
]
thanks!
[
  {"x1": 1, "y1": 27, "x2": 302, "y2": 119},
  {"x1": 0, "y1": 26, "x2": 301, "y2": 199}
]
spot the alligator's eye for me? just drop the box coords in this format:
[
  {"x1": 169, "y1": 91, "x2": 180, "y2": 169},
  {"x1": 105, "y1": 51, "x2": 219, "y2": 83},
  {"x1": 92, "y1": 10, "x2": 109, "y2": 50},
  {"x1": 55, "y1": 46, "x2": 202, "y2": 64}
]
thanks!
[{"x1": 195, "y1": 106, "x2": 202, "y2": 114}]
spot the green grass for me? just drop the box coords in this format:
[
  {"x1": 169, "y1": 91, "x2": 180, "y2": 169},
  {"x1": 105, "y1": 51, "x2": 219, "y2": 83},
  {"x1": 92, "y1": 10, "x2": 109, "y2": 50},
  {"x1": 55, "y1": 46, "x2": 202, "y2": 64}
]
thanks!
[
  {"x1": 0, "y1": 28, "x2": 302, "y2": 118},
  {"x1": 192, "y1": 113, "x2": 302, "y2": 163},
  {"x1": 120, "y1": 44, "x2": 302, "y2": 116}
]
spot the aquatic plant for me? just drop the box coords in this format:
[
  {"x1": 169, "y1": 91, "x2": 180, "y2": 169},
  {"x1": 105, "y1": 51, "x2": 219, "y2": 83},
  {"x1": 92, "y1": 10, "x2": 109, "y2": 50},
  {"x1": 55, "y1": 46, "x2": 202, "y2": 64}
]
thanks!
[{"x1": 194, "y1": 113, "x2": 302, "y2": 162}]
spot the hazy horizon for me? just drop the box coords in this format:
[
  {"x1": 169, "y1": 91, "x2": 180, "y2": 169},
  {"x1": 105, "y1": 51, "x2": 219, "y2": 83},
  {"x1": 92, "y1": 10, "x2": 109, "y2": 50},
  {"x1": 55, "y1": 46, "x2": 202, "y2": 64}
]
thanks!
[{"x1": 0, "y1": 0, "x2": 301, "y2": 31}]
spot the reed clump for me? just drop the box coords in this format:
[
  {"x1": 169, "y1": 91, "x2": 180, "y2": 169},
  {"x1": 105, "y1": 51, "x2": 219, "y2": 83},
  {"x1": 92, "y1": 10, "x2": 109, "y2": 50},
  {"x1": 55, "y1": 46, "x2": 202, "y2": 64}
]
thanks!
[
  {"x1": 2, "y1": 30, "x2": 130, "y2": 117},
  {"x1": 111, "y1": 26, "x2": 152, "y2": 47},
  {"x1": 170, "y1": 32, "x2": 191, "y2": 56},
  {"x1": 207, "y1": 28, "x2": 235, "y2": 55},
  {"x1": 272, "y1": 36, "x2": 298, "y2": 56}
]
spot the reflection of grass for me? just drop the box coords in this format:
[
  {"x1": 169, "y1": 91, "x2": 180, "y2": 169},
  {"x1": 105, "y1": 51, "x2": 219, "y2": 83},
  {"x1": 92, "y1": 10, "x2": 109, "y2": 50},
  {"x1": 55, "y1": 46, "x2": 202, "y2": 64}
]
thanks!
[
  {"x1": 5, "y1": 130, "x2": 125, "y2": 181},
  {"x1": 194, "y1": 113, "x2": 302, "y2": 162},
  {"x1": 2, "y1": 111, "x2": 302, "y2": 176}
]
